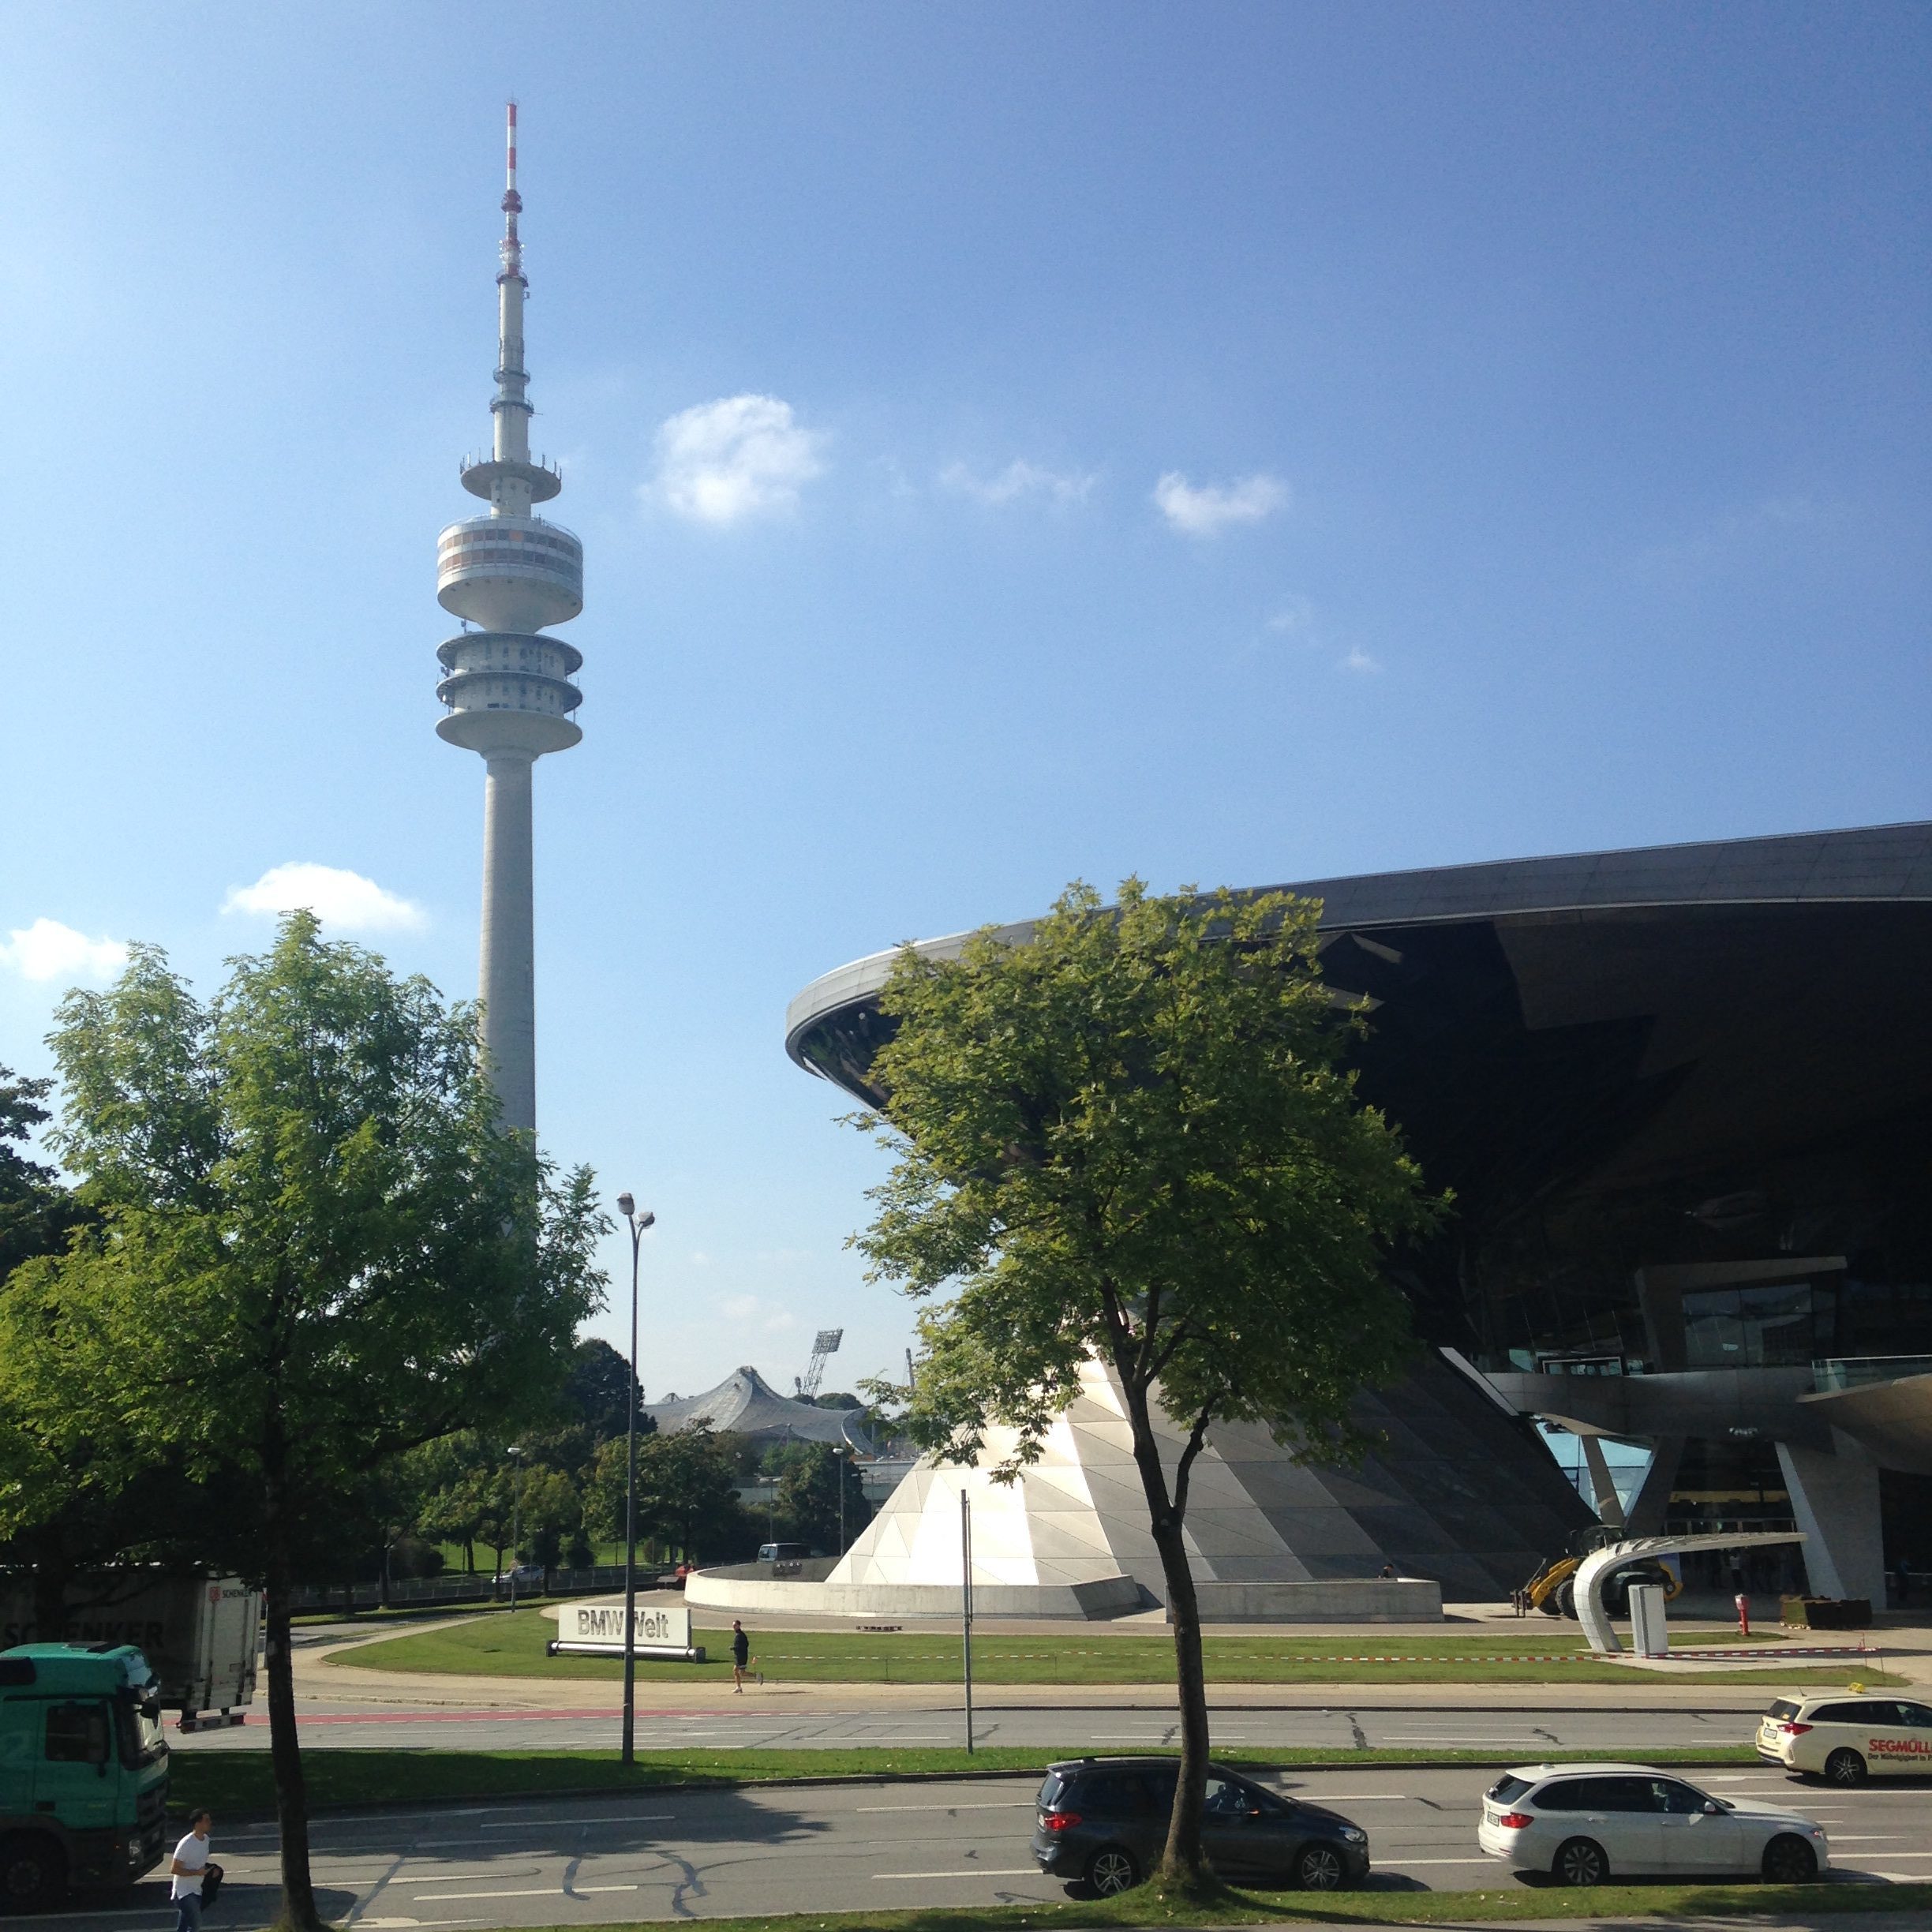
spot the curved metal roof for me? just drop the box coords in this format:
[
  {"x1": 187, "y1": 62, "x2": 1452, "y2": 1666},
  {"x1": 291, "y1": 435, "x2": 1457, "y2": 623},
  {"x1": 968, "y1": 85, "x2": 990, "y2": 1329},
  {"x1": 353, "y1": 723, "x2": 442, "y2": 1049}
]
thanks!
[
  {"x1": 644, "y1": 1364, "x2": 865, "y2": 1447},
  {"x1": 786, "y1": 819, "x2": 1932, "y2": 1072}
]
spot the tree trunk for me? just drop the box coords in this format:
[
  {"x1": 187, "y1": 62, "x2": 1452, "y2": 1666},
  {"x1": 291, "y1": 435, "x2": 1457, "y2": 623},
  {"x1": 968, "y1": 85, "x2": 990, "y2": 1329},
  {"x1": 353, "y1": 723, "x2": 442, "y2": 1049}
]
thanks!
[
  {"x1": 263, "y1": 1515, "x2": 321, "y2": 1930},
  {"x1": 1118, "y1": 1382, "x2": 1215, "y2": 1890}
]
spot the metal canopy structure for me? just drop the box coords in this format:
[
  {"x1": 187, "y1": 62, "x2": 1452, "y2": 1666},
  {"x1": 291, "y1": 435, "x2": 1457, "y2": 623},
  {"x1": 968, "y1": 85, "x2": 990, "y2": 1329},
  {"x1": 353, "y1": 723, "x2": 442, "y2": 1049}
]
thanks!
[
  {"x1": 1574, "y1": 1530, "x2": 1806, "y2": 1655},
  {"x1": 645, "y1": 1365, "x2": 865, "y2": 1447}
]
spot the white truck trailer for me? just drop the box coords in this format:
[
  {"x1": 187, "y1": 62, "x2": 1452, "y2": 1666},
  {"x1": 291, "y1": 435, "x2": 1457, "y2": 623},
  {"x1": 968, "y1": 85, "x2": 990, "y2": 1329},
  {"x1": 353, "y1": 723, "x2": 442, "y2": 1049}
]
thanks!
[{"x1": 0, "y1": 1575, "x2": 260, "y2": 1730}]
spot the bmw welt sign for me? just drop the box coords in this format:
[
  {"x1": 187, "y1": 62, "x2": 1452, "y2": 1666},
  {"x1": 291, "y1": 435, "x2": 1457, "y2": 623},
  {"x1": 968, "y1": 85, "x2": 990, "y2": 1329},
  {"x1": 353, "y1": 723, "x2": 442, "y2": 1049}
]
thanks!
[{"x1": 548, "y1": 1601, "x2": 702, "y2": 1661}]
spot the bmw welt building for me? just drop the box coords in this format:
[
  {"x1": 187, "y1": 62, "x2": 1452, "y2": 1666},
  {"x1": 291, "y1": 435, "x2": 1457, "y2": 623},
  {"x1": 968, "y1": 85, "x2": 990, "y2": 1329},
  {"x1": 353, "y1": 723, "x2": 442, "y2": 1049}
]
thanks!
[{"x1": 784, "y1": 821, "x2": 1932, "y2": 1614}]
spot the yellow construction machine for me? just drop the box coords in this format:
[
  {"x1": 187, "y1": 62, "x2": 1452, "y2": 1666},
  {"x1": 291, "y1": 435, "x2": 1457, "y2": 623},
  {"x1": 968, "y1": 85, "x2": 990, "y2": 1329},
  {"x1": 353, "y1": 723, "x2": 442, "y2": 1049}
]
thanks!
[{"x1": 1515, "y1": 1527, "x2": 1681, "y2": 1618}]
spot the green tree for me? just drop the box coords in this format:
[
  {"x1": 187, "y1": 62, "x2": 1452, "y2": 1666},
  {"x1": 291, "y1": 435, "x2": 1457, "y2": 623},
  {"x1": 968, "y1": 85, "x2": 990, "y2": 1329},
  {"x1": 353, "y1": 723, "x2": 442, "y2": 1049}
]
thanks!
[
  {"x1": 849, "y1": 880, "x2": 1437, "y2": 1892},
  {"x1": 584, "y1": 1424, "x2": 750, "y2": 1561},
  {"x1": 514, "y1": 1465, "x2": 582, "y2": 1575},
  {"x1": 0, "y1": 1066, "x2": 87, "y2": 1284},
  {"x1": 0, "y1": 1065, "x2": 182, "y2": 1636},
  {"x1": 770, "y1": 1442, "x2": 871, "y2": 1554},
  {"x1": 0, "y1": 917, "x2": 605, "y2": 1930},
  {"x1": 563, "y1": 1335, "x2": 642, "y2": 1445},
  {"x1": 402, "y1": 1432, "x2": 506, "y2": 1573}
]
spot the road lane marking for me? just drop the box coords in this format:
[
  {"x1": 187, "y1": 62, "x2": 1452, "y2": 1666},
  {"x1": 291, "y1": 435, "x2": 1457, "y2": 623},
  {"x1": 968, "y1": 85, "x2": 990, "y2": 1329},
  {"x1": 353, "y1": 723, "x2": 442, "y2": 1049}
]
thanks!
[
  {"x1": 355, "y1": 1908, "x2": 490, "y2": 1924},
  {"x1": 477, "y1": 1816, "x2": 672, "y2": 1830},
  {"x1": 858, "y1": 1802, "x2": 1034, "y2": 1812},
  {"x1": 1394, "y1": 1857, "x2": 1506, "y2": 1866},
  {"x1": 412, "y1": 1889, "x2": 578, "y2": 1902},
  {"x1": 391, "y1": 1871, "x2": 547, "y2": 1884},
  {"x1": 872, "y1": 1869, "x2": 1040, "y2": 1881}
]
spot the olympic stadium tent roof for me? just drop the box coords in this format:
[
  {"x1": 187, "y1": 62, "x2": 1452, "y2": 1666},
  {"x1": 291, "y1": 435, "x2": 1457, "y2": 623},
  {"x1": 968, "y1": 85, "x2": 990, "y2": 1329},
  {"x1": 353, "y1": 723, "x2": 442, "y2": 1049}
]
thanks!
[{"x1": 645, "y1": 1365, "x2": 865, "y2": 1447}]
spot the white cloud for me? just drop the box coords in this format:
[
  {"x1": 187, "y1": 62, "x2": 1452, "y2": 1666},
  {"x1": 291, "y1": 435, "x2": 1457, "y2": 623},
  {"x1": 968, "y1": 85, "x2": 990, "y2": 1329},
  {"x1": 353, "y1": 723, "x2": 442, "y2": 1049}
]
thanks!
[
  {"x1": 1634, "y1": 493, "x2": 1833, "y2": 576},
  {"x1": 1339, "y1": 645, "x2": 1383, "y2": 675},
  {"x1": 223, "y1": 863, "x2": 426, "y2": 934},
  {"x1": 1266, "y1": 597, "x2": 1316, "y2": 637},
  {"x1": 0, "y1": 918, "x2": 129, "y2": 984},
  {"x1": 939, "y1": 459, "x2": 1095, "y2": 508},
  {"x1": 1154, "y1": 470, "x2": 1289, "y2": 537},
  {"x1": 650, "y1": 394, "x2": 826, "y2": 525},
  {"x1": 722, "y1": 1293, "x2": 758, "y2": 1320}
]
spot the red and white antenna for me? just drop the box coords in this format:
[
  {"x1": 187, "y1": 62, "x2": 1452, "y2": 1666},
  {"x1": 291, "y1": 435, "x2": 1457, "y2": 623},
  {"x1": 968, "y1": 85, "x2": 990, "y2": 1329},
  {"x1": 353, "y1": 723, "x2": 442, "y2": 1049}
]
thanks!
[{"x1": 499, "y1": 100, "x2": 523, "y2": 283}]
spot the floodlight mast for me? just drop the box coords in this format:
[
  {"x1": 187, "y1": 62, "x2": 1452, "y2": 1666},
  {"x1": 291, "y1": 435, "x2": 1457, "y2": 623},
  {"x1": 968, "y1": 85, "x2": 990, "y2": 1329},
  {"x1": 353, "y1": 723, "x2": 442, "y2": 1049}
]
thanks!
[
  {"x1": 434, "y1": 102, "x2": 584, "y2": 1133},
  {"x1": 798, "y1": 1327, "x2": 843, "y2": 1400}
]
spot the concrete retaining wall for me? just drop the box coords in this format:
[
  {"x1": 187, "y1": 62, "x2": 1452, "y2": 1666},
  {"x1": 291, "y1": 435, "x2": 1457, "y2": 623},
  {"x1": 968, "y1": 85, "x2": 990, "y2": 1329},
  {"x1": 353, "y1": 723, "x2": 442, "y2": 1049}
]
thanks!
[
  {"x1": 686, "y1": 1567, "x2": 1443, "y2": 1622},
  {"x1": 1188, "y1": 1578, "x2": 1442, "y2": 1622},
  {"x1": 685, "y1": 1569, "x2": 1144, "y2": 1620}
]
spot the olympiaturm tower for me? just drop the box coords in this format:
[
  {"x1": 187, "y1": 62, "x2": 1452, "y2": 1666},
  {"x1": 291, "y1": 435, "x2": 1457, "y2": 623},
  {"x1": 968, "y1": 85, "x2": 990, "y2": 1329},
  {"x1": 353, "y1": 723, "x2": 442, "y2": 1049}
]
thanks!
[{"x1": 435, "y1": 105, "x2": 582, "y2": 1133}]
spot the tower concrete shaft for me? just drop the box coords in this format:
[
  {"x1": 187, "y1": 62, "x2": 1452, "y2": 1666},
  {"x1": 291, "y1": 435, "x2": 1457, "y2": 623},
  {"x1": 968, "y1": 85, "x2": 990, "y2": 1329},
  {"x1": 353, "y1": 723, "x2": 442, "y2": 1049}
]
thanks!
[{"x1": 436, "y1": 103, "x2": 583, "y2": 1133}]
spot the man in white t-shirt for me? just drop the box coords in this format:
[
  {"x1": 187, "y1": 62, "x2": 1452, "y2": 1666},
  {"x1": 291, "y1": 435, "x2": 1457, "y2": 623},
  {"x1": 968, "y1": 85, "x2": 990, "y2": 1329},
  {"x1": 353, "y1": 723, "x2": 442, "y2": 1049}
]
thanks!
[{"x1": 170, "y1": 1810, "x2": 214, "y2": 1932}]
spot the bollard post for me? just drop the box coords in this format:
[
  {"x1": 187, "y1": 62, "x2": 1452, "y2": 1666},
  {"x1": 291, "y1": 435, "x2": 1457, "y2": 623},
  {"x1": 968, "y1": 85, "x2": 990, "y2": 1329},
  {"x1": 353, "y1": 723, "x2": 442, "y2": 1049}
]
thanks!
[{"x1": 1735, "y1": 1592, "x2": 1750, "y2": 1638}]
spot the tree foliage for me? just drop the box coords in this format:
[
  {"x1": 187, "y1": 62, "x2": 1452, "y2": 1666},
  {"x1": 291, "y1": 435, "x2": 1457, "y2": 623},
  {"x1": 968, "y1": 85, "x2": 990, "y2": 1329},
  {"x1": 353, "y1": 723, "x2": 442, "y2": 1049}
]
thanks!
[
  {"x1": 849, "y1": 880, "x2": 1439, "y2": 1888},
  {"x1": 0, "y1": 916, "x2": 606, "y2": 1930},
  {"x1": 584, "y1": 1424, "x2": 751, "y2": 1560},
  {"x1": 769, "y1": 1441, "x2": 871, "y2": 1554}
]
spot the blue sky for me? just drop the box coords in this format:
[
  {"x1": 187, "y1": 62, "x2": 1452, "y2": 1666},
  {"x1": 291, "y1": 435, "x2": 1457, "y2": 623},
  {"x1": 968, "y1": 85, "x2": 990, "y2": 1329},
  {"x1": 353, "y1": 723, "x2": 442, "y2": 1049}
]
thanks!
[{"x1": 3, "y1": 4, "x2": 1927, "y2": 1401}]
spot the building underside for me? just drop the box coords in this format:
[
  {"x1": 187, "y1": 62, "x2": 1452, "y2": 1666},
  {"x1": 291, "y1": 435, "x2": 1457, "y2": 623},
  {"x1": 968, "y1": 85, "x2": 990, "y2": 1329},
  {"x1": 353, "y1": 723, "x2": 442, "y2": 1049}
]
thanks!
[{"x1": 788, "y1": 821, "x2": 1932, "y2": 1608}]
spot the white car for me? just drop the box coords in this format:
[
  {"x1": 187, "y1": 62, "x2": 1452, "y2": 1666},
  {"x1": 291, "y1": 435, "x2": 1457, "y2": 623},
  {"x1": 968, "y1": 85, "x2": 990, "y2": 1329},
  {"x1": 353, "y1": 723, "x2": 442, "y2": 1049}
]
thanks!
[
  {"x1": 1478, "y1": 1764, "x2": 1829, "y2": 1885},
  {"x1": 1758, "y1": 1693, "x2": 1932, "y2": 1784}
]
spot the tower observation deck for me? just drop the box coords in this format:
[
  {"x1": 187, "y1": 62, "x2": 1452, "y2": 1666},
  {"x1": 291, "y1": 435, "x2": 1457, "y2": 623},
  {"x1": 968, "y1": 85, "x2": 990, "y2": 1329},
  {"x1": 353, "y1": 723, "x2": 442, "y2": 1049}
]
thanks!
[{"x1": 436, "y1": 103, "x2": 582, "y2": 1133}]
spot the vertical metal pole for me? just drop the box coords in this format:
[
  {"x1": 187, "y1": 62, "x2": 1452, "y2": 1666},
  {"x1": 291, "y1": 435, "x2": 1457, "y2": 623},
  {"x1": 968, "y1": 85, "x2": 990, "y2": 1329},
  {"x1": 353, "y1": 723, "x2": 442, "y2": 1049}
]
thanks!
[
  {"x1": 960, "y1": 1487, "x2": 974, "y2": 1754},
  {"x1": 622, "y1": 1221, "x2": 640, "y2": 1766},
  {"x1": 838, "y1": 1445, "x2": 847, "y2": 1556},
  {"x1": 509, "y1": 1456, "x2": 522, "y2": 1613}
]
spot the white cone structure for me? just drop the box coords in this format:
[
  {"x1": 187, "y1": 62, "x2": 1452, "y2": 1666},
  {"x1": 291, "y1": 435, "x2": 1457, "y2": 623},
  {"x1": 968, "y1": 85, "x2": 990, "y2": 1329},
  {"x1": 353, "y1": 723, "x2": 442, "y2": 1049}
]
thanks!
[{"x1": 830, "y1": 1355, "x2": 1443, "y2": 1619}]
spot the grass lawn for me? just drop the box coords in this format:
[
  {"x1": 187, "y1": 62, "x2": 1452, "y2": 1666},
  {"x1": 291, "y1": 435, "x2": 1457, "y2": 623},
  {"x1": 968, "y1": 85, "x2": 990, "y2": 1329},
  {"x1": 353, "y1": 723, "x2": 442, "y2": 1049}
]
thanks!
[
  {"x1": 477, "y1": 1883, "x2": 1932, "y2": 1931},
  {"x1": 326, "y1": 1607, "x2": 1896, "y2": 1688},
  {"x1": 170, "y1": 1743, "x2": 1769, "y2": 1815}
]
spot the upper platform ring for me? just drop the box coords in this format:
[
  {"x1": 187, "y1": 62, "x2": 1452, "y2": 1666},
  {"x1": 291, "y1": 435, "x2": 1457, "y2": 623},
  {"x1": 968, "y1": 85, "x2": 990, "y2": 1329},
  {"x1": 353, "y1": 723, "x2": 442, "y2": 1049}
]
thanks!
[{"x1": 462, "y1": 455, "x2": 563, "y2": 504}]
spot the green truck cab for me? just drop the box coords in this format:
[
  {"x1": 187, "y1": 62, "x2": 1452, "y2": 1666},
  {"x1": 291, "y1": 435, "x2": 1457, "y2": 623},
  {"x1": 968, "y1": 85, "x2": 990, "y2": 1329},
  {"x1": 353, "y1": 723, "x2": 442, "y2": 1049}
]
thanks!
[{"x1": 0, "y1": 1645, "x2": 170, "y2": 1909}]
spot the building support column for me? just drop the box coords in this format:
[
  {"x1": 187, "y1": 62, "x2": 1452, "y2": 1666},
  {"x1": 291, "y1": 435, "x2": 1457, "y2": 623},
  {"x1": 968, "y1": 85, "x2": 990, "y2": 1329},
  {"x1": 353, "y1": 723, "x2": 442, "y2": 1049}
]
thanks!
[
  {"x1": 1777, "y1": 1429, "x2": 1885, "y2": 1602},
  {"x1": 1579, "y1": 1436, "x2": 1627, "y2": 1527},
  {"x1": 1623, "y1": 1436, "x2": 1684, "y2": 1537}
]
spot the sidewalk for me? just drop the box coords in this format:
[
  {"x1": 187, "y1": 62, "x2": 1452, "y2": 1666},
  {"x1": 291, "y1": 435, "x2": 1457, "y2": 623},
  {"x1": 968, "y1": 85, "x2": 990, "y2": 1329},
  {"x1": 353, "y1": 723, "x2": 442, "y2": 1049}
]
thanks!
[{"x1": 294, "y1": 1646, "x2": 1895, "y2": 1715}]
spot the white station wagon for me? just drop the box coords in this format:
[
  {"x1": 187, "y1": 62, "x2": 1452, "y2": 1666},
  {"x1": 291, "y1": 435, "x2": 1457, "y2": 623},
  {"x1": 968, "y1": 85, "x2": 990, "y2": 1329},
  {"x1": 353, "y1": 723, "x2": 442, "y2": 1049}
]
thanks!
[
  {"x1": 1758, "y1": 1694, "x2": 1932, "y2": 1783},
  {"x1": 1478, "y1": 1764, "x2": 1829, "y2": 1885}
]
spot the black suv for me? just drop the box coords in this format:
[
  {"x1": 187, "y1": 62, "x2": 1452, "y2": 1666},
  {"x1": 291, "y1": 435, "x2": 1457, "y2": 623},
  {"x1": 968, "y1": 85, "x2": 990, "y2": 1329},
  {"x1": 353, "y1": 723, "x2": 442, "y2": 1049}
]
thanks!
[{"x1": 1031, "y1": 1757, "x2": 1371, "y2": 1894}]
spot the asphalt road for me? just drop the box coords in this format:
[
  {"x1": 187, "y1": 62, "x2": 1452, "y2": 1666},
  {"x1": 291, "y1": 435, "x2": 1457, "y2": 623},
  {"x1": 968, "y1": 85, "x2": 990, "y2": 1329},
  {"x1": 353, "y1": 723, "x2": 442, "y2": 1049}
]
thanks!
[
  {"x1": 169, "y1": 1696, "x2": 1773, "y2": 1756},
  {"x1": 24, "y1": 1766, "x2": 1932, "y2": 1930}
]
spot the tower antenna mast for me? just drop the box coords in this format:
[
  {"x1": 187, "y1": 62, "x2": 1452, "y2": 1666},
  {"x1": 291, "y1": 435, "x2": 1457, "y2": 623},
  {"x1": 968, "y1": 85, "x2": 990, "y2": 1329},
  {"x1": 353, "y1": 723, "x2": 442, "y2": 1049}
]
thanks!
[{"x1": 432, "y1": 103, "x2": 585, "y2": 1133}]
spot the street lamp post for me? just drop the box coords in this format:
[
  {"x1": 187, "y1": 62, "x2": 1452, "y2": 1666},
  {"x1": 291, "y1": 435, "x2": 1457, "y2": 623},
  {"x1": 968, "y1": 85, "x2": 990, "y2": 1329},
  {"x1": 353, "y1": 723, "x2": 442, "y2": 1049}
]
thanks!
[
  {"x1": 507, "y1": 1445, "x2": 526, "y2": 1612},
  {"x1": 616, "y1": 1191, "x2": 655, "y2": 1767}
]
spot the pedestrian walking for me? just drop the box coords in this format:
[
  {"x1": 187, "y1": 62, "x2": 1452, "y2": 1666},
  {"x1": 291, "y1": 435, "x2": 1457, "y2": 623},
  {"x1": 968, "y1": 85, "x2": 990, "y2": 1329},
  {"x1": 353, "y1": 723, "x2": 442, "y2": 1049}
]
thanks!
[
  {"x1": 731, "y1": 1618, "x2": 751, "y2": 1692},
  {"x1": 170, "y1": 1810, "x2": 215, "y2": 1932}
]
